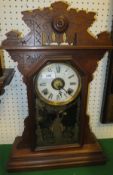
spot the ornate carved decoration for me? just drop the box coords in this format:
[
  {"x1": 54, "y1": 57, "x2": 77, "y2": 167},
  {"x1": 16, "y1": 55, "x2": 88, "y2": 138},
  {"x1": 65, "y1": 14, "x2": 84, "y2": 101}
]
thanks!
[
  {"x1": 2, "y1": 1, "x2": 112, "y2": 47},
  {"x1": 9, "y1": 52, "x2": 44, "y2": 76},
  {"x1": 52, "y1": 15, "x2": 69, "y2": 33}
]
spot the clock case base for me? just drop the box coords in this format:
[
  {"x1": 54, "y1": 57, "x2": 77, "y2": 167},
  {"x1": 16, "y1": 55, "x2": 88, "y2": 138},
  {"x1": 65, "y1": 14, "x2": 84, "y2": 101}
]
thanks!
[{"x1": 7, "y1": 137, "x2": 106, "y2": 172}]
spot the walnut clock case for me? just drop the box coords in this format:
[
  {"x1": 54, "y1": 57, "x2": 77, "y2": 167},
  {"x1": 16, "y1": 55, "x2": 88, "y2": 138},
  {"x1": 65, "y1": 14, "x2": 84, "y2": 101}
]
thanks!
[{"x1": 1, "y1": 1, "x2": 113, "y2": 172}]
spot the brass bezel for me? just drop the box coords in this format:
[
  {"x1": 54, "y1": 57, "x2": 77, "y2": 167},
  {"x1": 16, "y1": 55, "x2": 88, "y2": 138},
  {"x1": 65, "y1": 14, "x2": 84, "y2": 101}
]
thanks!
[{"x1": 35, "y1": 62, "x2": 81, "y2": 106}]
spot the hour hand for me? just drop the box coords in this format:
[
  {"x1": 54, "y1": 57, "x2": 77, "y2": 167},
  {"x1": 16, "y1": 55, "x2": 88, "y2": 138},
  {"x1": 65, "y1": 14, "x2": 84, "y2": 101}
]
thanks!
[{"x1": 62, "y1": 87, "x2": 68, "y2": 94}]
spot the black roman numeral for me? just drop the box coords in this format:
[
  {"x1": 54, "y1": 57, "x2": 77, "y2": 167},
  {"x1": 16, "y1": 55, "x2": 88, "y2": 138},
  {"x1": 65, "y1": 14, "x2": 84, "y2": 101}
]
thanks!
[
  {"x1": 42, "y1": 88, "x2": 48, "y2": 95},
  {"x1": 68, "y1": 74, "x2": 74, "y2": 79},
  {"x1": 59, "y1": 91, "x2": 62, "y2": 97},
  {"x1": 48, "y1": 67, "x2": 52, "y2": 72},
  {"x1": 56, "y1": 94, "x2": 60, "y2": 100},
  {"x1": 70, "y1": 82, "x2": 76, "y2": 85},
  {"x1": 67, "y1": 88, "x2": 73, "y2": 95},
  {"x1": 40, "y1": 83, "x2": 46, "y2": 86},
  {"x1": 48, "y1": 93, "x2": 53, "y2": 99},
  {"x1": 56, "y1": 64, "x2": 60, "y2": 73}
]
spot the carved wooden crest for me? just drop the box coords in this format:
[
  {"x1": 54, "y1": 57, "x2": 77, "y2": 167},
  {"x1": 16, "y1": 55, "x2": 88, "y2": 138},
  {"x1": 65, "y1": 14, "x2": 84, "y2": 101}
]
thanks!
[
  {"x1": 1, "y1": 1, "x2": 112, "y2": 78},
  {"x1": 2, "y1": 1, "x2": 111, "y2": 47}
]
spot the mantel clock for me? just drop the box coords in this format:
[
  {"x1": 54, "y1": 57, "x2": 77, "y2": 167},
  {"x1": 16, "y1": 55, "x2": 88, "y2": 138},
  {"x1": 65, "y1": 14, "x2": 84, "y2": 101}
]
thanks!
[{"x1": 1, "y1": 1, "x2": 113, "y2": 172}]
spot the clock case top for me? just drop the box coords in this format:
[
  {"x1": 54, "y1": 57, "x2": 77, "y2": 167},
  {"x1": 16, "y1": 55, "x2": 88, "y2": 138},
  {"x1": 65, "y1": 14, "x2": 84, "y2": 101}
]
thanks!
[{"x1": 1, "y1": 1, "x2": 113, "y2": 172}]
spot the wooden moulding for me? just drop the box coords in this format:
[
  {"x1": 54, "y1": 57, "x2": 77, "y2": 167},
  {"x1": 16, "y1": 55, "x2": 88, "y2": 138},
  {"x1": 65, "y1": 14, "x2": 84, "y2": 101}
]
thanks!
[
  {"x1": 0, "y1": 68, "x2": 15, "y2": 95},
  {"x1": 7, "y1": 136, "x2": 106, "y2": 172},
  {"x1": 1, "y1": 45, "x2": 113, "y2": 50}
]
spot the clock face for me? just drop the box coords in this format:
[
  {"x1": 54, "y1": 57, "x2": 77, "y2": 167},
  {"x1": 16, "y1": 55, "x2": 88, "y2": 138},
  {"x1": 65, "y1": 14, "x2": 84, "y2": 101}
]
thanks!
[{"x1": 35, "y1": 62, "x2": 81, "y2": 106}]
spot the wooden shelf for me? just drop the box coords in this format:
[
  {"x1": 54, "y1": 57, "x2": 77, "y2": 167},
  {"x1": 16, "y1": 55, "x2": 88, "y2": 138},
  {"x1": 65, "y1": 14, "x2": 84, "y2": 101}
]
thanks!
[{"x1": 0, "y1": 68, "x2": 15, "y2": 95}]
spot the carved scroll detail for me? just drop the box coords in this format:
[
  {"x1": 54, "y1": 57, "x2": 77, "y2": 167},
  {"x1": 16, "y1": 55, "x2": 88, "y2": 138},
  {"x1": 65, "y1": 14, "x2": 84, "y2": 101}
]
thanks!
[{"x1": 9, "y1": 52, "x2": 44, "y2": 75}]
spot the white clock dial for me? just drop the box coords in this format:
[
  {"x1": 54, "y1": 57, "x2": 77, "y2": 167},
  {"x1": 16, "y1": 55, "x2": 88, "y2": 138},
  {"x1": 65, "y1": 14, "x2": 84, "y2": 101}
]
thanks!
[{"x1": 35, "y1": 63, "x2": 81, "y2": 106}]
